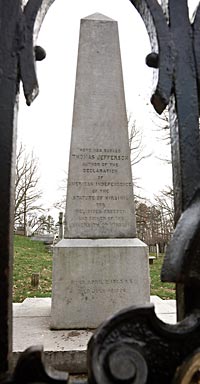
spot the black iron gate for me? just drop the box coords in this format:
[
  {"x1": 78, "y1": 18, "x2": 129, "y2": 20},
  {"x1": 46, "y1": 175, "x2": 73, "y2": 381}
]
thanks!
[{"x1": 1, "y1": 1, "x2": 200, "y2": 383}]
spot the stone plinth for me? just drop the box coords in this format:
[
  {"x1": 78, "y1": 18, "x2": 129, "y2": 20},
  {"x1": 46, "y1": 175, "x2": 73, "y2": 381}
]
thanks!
[{"x1": 51, "y1": 239, "x2": 150, "y2": 329}]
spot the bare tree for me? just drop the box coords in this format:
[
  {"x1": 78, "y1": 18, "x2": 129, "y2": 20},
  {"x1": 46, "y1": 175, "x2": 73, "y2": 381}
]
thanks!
[
  {"x1": 53, "y1": 171, "x2": 67, "y2": 211},
  {"x1": 152, "y1": 109, "x2": 175, "y2": 230},
  {"x1": 128, "y1": 114, "x2": 151, "y2": 167},
  {"x1": 14, "y1": 143, "x2": 43, "y2": 235},
  {"x1": 135, "y1": 195, "x2": 174, "y2": 251},
  {"x1": 30, "y1": 214, "x2": 56, "y2": 235},
  {"x1": 155, "y1": 186, "x2": 174, "y2": 227}
]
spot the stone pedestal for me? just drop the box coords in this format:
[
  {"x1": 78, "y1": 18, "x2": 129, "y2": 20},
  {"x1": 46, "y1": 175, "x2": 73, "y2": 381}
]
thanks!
[{"x1": 51, "y1": 239, "x2": 150, "y2": 329}]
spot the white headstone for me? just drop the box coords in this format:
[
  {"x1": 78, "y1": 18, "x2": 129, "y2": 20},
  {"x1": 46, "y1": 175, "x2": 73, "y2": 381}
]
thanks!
[
  {"x1": 51, "y1": 13, "x2": 150, "y2": 329},
  {"x1": 156, "y1": 243, "x2": 159, "y2": 258}
]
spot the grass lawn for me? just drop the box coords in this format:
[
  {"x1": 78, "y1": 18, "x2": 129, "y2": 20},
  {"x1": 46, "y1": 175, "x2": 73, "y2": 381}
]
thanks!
[
  {"x1": 13, "y1": 235, "x2": 176, "y2": 302},
  {"x1": 150, "y1": 255, "x2": 175, "y2": 300},
  {"x1": 13, "y1": 235, "x2": 52, "y2": 302}
]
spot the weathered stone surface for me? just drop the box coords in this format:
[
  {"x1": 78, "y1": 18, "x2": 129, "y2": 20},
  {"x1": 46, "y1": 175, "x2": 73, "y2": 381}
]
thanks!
[
  {"x1": 51, "y1": 239, "x2": 150, "y2": 329},
  {"x1": 13, "y1": 298, "x2": 176, "y2": 373},
  {"x1": 64, "y1": 13, "x2": 136, "y2": 239},
  {"x1": 13, "y1": 299, "x2": 92, "y2": 373}
]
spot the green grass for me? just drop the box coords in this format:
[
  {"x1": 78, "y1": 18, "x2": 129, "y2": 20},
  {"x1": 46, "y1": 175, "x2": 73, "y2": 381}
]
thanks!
[
  {"x1": 13, "y1": 236, "x2": 176, "y2": 302},
  {"x1": 13, "y1": 235, "x2": 52, "y2": 302},
  {"x1": 150, "y1": 254, "x2": 176, "y2": 299}
]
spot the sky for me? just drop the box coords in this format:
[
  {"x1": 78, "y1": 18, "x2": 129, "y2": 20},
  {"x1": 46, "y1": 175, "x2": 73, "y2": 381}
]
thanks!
[{"x1": 17, "y1": 0, "x2": 199, "y2": 217}]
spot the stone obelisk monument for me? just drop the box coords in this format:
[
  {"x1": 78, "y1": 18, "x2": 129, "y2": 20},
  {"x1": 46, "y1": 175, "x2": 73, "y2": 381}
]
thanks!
[{"x1": 51, "y1": 13, "x2": 150, "y2": 329}]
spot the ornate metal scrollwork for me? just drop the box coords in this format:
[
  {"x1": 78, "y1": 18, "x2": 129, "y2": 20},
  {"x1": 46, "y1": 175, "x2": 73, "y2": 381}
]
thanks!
[
  {"x1": 129, "y1": 0, "x2": 200, "y2": 320},
  {"x1": 172, "y1": 349, "x2": 200, "y2": 384},
  {"x1": 88, "y1": 305, "x2": 200, "y2": 384},
  {"x1": 2, "y1": 1, "x2": 200, "y2": 383}
]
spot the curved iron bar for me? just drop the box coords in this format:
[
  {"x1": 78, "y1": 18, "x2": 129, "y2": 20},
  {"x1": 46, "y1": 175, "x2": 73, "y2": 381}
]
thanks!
[
  {"x1": 1, "y1": 346, "x2": 68, "y2": 384},
  {"x1": 19, "y1": 0, "x2": 43, "y2": 105},
  {"x1": 88, "y1": 305, "x2": 200, "y2": 384},
  {"x1": 130, "y1": 0, "x2": 200, "y2": 320},
  {"x1": 19, "y1": 0, "x2": 56, "y2": 105},
  {"x1": 161, "y1": 189, "x2": 200, "y2": 283},
  {"x1": 193, "y1": 3, "x2": 200, "y2": 111},
  {"x1": 0, "y1": 0, "x2": 55, "y2": 379},
  {"x1": 161, "y1": 1, "x2": 200, "y2": 318},
  {"x1": 129, "y1": 0, "x2": 175, "y2": 114}
]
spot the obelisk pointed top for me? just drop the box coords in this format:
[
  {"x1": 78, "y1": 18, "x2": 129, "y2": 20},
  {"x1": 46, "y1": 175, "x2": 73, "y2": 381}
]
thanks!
[{"x1": 83, "y1": 13, "x2": 115, "y2": 21}]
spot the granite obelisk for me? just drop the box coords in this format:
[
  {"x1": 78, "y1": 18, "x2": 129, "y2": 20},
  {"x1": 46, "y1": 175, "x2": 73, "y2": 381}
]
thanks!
[
  {"x1": 51, "y1": 13, "x2": 150, "y2": 329},
  {"x1": 64, "y1": 13, "x2": 136, "y2": 239}
]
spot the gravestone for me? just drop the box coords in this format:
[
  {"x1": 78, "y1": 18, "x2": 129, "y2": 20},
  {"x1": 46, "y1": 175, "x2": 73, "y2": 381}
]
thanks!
[
  {"x1": 51, "y1": 13, "x2": 150, "y2": 329},
  {"x1": 156, "y1": 243, "x2": 159, "y2": 258}
]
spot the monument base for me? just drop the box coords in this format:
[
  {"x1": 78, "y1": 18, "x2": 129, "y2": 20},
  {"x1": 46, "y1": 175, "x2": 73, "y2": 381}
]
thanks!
[{"x1": 51, "y1": 238, "x2": 150, "y2": 329}]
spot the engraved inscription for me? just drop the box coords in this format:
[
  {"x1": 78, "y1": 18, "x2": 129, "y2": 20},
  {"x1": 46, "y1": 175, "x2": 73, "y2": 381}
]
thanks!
[
  {"x1": 65, "y1": 278, "x2": 135, "y2": 301},
  {"x1": 65, "y1": 146, "x2": 135, "y2": 237}
]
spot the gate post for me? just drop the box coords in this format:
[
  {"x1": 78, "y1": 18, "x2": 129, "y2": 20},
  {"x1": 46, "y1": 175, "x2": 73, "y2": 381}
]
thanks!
[
  {"x1": 129, "y1": 0, "x2": 200, "y2": 321},
  {"x1": 0, "y1": 0, "x2": 55, "y2": 379}
]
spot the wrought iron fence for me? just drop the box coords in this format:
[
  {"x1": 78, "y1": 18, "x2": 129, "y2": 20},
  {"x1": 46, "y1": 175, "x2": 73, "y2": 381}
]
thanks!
[{"x1": 1, "y1": 1, "x2": 200, "y2": 383}]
